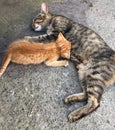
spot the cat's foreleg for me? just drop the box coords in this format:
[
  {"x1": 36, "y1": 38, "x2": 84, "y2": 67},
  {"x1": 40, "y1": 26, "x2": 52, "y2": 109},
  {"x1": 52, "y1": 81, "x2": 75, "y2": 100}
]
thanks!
[
  {"x1": 0, "y1": 54, "x2": 11, "y2": 77},
  {"x1": 65, "y1": 64, "x2": 104, "y2": 122},
  {"x1": 67, "y1": 94, "x2": 100, "y2": 122},
  {"x1": 45, "y1": 60, "x2": 69, "y2": 67},
  {"x1": 24, "y1": 34, "x2": 47, "y2": 41},
  {"x1": 24, "y1": 33, "x2": 57, "y2": 42}
]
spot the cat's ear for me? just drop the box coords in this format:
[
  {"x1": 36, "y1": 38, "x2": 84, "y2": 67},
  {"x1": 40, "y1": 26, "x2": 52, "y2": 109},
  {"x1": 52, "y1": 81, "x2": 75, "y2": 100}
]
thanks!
[{"x1": 41, "y1": 3, "x2": 48, "y2": 14}]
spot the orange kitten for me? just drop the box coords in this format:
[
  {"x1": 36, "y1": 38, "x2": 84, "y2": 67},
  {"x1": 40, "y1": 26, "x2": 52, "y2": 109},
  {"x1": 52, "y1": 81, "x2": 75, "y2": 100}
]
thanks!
[{"x1": 0, "y1": 33, "x2": 71, "y2": 77}]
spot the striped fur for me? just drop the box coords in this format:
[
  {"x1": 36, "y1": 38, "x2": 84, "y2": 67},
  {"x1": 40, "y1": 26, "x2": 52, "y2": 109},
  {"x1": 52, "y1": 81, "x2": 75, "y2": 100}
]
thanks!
[{"x1": 25, "y1": 3, "x2": 115, "y2": 122}]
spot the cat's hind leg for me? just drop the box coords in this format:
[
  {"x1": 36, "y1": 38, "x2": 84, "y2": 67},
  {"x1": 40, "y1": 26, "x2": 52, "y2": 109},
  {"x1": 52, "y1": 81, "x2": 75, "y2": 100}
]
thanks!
[
  {"x1": 65, "y1": 63, "x2": 106, "y2": 122},
  {"x1": 67, "y1": 93, "x2": 100, "y2": 122},
  {"x1": 0, "y1": 54, "x2": 11, "y2": 77}
]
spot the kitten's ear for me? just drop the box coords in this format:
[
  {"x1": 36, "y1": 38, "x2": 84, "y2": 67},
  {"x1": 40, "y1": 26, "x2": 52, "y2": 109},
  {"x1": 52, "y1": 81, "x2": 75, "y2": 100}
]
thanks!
[
  {"x1": 41, "y1": 3, "x2": 48, "y2": 14},
  {"x1": 58, "y1": 32, "x2": 66, "y2": 40},
  {"x1": 57, "y1": 32, "x2": 63, "y2": 41}
]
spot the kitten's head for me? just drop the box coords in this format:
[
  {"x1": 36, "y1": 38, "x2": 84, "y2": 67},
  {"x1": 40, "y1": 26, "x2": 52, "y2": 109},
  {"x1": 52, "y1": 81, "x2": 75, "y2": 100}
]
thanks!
[
  {"x1": 32, "y1": 3, "x2": 52, "y2": 32},
  {"x1": 56, "y1": 32, "x2": 71, "y2": 59}
]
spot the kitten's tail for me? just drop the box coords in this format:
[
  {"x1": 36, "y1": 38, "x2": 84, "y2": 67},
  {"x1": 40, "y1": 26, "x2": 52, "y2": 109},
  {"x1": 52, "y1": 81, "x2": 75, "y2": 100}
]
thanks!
[{"x1": 0, "y1": 53, "x2": 11, "y2": 77}]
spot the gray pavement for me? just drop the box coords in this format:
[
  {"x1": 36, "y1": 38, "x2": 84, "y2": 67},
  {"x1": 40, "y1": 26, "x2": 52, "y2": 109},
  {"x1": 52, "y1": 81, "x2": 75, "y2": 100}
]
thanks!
[{"x1": 0, "y1": 0, "x2": 115, "y2": 130}]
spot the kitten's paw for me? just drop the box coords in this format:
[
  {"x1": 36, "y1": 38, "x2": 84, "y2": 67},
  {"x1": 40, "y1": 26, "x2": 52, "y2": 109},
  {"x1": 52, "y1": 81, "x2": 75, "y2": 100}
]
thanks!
[
  {"x1": 64, "y1": 61, "x2": 69, "y2": 67},
  {"x1": 0, "y1": 72, "x2": 2, "y2": 77}
]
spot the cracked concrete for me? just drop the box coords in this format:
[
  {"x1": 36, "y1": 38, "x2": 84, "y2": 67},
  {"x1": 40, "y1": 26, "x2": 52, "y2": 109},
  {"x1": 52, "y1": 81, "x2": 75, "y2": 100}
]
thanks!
[{"x1": 0, "y1": 0, "x2": 115, "y2": 130}]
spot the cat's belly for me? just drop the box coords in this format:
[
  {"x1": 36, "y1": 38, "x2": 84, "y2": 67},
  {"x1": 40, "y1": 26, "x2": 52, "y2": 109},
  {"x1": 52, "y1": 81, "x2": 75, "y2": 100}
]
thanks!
[{"x1": 11, "y1": 54, "x2": 45, "y2": 65}]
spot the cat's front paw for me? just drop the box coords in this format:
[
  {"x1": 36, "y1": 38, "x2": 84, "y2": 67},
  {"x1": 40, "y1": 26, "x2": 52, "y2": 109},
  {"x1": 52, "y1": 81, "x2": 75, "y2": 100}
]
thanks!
[{"x1": 24, "y1": 36, "x2": 32, "y2": 41}]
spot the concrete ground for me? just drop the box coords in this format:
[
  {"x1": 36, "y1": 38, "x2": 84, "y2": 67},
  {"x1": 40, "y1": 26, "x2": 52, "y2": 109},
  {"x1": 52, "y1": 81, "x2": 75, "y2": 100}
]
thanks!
[{"x1": 0, "y1": 0, "x2": 115, "y2": 130}]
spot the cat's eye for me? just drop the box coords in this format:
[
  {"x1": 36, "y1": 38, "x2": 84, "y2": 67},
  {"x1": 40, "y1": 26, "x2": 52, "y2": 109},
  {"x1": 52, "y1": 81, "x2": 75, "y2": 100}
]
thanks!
[
  {"x1": 35, "y1": 19, "x2": 43, "y2": 23},
  {"x1": 37, "y1": 13, "x2": 45, "y2": 18}
]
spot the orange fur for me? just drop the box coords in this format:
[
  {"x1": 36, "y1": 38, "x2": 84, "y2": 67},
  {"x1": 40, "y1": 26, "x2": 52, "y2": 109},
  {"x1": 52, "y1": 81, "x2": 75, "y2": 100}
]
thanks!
[{"x1": 0, "y1": 33, "x2": 71, "y2": 77}]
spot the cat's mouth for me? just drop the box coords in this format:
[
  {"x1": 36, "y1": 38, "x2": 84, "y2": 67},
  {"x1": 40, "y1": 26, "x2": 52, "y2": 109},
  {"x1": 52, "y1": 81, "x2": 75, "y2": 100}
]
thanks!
[
  {"x1": 34, "y1": 25, "x2": 42, "y2": 31},
  {"x1": 32, "y1": 23, "x2": 42, "y2": 31}
]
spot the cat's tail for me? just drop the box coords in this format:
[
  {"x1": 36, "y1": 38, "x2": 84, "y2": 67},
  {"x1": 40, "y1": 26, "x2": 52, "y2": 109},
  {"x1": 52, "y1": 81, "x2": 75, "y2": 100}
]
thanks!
[{"x1": 0, "y1": 53, "x2": 11, "y2": 77}]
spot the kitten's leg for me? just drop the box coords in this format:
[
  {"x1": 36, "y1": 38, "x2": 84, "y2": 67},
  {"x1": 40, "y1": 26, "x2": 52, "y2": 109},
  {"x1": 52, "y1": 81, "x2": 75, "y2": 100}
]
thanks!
[
  {"x1": 64, "y1": 93, "x2": 87, "y2": 103},
  {"x1": 45, "y1": 60, "x2": 69, "y2": 67},
  {"x1": 0, "y1": 54, "x2": 11, "y2": 77}
]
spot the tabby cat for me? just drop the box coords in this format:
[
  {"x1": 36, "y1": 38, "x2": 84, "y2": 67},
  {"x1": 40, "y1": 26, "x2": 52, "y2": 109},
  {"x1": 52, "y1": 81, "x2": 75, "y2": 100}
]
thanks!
[
  {"x1": 25, "y1": 3, "x2": 115, "y2": 122},
  {"x1": 0, "y1": 32, "x2": 71, "y2": 77}
]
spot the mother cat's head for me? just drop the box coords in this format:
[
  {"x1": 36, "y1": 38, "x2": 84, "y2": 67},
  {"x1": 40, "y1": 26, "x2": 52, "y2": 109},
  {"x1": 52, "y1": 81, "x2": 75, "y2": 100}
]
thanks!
[
  {"x1": 32, "y1": 3, "x2": 72, "y2": 35},
  {"x1": 32, "y1": 3, "x2": 53, "y2": 32}
]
